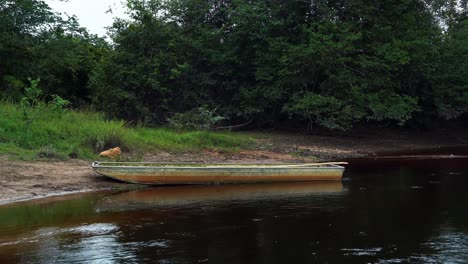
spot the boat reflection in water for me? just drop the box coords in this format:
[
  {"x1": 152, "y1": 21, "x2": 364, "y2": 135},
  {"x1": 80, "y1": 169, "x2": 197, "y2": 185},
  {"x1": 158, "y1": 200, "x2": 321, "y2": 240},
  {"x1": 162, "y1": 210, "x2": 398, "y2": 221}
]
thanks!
[{"x1": 97, "y1": 181, "x2": 345, "y2": 211}]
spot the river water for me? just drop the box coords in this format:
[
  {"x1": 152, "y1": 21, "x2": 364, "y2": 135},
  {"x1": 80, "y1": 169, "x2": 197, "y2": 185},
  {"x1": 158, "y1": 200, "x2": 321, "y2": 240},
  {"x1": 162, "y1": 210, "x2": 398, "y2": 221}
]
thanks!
[{"x1": 0, "y1": 158, "x2": 467, "y2": 263}]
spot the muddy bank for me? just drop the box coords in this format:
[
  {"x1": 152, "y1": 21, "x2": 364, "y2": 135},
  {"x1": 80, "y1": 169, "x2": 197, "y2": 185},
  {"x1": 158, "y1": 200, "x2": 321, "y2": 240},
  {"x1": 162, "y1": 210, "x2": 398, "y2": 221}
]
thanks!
[
  {"x1": 1, "y1": 131, "x2": 467, "y2": 205},
  {"x1": 0, "y1": 158, "x2": 127, "y2": 205}
]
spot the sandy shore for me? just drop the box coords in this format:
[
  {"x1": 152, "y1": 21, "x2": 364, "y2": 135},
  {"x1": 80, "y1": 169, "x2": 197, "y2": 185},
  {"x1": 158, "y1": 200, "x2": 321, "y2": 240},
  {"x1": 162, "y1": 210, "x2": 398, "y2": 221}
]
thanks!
[{"x1": 1, "y1": 130, "x2": 466, "y2": 205}]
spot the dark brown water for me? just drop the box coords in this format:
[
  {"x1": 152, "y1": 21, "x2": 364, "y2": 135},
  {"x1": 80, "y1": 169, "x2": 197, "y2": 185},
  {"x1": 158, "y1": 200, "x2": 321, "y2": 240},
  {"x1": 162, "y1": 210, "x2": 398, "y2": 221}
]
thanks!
[{"x1": 1, "y1": 159, "x2": 467, "y2": 264}]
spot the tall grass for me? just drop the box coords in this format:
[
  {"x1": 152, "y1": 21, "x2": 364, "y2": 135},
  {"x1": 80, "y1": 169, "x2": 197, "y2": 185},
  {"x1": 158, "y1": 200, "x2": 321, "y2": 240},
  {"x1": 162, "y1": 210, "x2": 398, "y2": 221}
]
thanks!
[{"x1": 0, "y1": 102, "x2": 250, "y2": 160}]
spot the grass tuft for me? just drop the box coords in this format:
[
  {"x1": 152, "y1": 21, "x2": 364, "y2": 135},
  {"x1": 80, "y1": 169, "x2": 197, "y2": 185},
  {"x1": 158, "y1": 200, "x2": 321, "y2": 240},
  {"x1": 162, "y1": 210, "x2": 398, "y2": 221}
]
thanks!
[{"x1": 37, "y1": 145, "x2": 66, "y2": 160}]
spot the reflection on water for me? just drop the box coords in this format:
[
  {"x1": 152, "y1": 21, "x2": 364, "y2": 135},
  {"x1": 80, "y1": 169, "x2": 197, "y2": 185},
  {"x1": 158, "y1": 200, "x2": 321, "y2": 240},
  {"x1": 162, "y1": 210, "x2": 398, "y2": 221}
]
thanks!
[
  {"x1": 98, "y1": 182, "x2": 345, "y2": 211},
  {"x1": 0, "y1": 160, "x2": 467, "y2": 264}
]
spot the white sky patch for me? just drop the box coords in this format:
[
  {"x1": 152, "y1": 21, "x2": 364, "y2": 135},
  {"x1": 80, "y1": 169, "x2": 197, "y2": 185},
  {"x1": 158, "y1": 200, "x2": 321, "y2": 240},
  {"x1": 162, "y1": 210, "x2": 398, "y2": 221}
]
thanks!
[{"x1": 44, "y1": 0, "x2": 129, "y2": 37}]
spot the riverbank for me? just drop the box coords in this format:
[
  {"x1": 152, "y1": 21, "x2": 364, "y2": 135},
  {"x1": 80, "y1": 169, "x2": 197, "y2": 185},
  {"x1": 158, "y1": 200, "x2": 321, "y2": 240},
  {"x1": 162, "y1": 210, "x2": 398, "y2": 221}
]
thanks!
[
  {"x1": 0, "y1": 102, "x2": 250, "y2": 160},
  {"x1": 1, "y1": 129, "x2": 467, "y2": 205}
]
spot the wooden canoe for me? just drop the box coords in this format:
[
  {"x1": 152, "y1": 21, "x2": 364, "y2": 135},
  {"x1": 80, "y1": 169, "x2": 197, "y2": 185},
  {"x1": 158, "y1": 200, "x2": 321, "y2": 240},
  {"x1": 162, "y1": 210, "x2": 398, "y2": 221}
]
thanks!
[{"x1": 92, "y1": 161, "x2": 346, "y2": 185}]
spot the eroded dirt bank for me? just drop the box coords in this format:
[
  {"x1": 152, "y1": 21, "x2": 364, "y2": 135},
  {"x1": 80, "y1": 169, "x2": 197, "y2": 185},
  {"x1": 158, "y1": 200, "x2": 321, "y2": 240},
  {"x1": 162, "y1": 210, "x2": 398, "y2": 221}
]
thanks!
[{"x1": 1, "y1": 130, "x2": 467, "y2": 205}]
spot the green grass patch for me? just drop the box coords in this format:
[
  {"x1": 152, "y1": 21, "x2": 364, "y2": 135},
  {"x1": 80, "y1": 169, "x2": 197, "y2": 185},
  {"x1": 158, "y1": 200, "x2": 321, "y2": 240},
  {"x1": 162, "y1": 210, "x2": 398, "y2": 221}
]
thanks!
[{"x1": 0, "y1": 102, "x2": 251, "y2": 160}]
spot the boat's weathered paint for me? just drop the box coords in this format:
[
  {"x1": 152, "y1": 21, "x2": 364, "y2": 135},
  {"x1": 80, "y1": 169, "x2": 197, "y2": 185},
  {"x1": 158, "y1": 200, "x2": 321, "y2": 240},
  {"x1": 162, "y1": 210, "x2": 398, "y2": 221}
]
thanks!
[{"x1": 92, "y1": 162, "x2": 345, "y2": 185}]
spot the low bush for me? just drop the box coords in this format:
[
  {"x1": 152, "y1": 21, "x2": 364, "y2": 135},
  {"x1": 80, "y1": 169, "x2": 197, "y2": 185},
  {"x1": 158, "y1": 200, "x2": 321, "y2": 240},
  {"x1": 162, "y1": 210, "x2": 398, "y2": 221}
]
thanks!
[{"x1": 167, "y1": 106, "x2": 225, "y2": 130}]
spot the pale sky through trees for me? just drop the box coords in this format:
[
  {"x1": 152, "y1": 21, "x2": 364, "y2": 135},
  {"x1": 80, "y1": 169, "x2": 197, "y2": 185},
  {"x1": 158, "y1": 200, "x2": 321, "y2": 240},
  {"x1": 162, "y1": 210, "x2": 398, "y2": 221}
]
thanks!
[{"x1": 44, "y1": 0, "x2": 128, "y2": 37}]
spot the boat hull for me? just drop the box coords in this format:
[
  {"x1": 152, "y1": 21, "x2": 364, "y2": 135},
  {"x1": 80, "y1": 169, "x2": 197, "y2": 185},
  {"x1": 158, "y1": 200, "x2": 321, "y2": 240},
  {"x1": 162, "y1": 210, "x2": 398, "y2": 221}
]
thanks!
[{"x1": 92, "y1": 162, "x2": 345, "y2": 185}]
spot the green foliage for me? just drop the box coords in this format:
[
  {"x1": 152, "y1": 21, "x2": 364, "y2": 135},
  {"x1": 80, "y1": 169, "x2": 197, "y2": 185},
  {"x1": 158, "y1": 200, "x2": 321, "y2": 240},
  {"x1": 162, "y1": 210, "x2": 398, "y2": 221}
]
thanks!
[
  {"x1": 90, "y1": 0, "x2": 466, "y2": 131},
  {"x1": 167, "y1": 106, "x2": 225, "y2": 130},
  {"x1": 2, "y1": 0, "x2": 467, "y2": 132},
  {"x1": 0, "y1": 102, "x2": 250, "y2": 160},
  {"x1": 0, "y1": 0, "x2": 109, "y2": 106},
  {"x1": 1, "y1": 75, "x2": 24, "y2": 101},
  {"x1": 20, "y1": 78, "x2": 42, "y2": 110},
  {"x1": 49, "y1": 94, "x2": 70, "y2": 113},
  {"x1": 284, "y1": 94, "x2": 353, "y2": 131},
  {"x1": 432, "y1": 19, "x2": 468, "y2": 119},
  {"x1": 19, "y1": 78, "x2": 43, "y2": 134}
]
